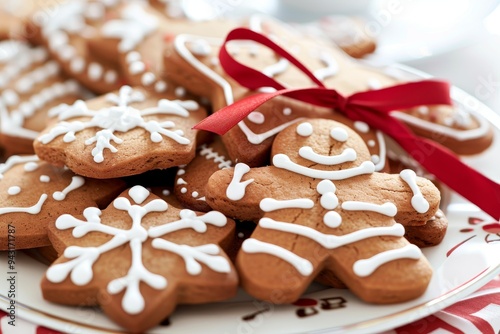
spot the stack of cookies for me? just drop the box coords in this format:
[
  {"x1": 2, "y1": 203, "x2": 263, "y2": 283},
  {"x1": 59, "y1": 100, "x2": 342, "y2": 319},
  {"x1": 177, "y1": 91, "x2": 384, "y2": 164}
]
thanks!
[{"x1": 0, "y1": 1, "x2": 494, "y2": 332}]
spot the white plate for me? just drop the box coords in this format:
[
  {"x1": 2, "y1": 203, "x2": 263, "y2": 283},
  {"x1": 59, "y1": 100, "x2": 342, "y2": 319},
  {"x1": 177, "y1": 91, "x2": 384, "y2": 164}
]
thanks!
[{"x1": 1, "y1": 65, "x2": 500, "y2": 334}]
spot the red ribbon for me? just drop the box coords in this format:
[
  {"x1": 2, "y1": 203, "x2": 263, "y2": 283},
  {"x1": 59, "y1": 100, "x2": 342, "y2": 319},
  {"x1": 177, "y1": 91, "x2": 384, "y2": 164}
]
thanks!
[{"x1": 194, "y1": 27, "x2": 500, "y2": 221}]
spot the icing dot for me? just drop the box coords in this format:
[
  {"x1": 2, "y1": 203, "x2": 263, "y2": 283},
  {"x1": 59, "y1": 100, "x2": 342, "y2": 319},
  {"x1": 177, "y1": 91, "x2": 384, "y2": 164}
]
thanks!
[
  {"x1": 126, "y1": 51, "x2": 141, "y2": 63},
  {"x1": 7, "y1": 186, "x2": 21, "y2": 195},
  {"x1": 162, "y1": 189, "x2": 170, "y2": 196},
  {"x1": 2, "y1": 89, "x2": 19, "y2": 106},
  {"x1": 175, "y1": 87, "x2": 186, "y2": 97},
  {"x1": 283, "y1": 107, "x2": 292, "y2": 116},
  {"x1": 155, "y1": 80, "x2": 167, "y2": 93},
  {"x1": 129, "y1": 61, "x2": 145, "y2": 75},
  {"x1": 371, "y1": 155, "x2": 380, "y2": 164},
  {"x1": 24, "y1": 162, "x2": 39, "y2": 172},
  {"x1": 247, "y1": 111, "x2": 265, "y2": 124},
  {"x1": 40, "y1": 175, "x2": 50, "y2": 182},
  {"x1": 104, "y1": 70, "x2": 117, "y2": 84},
  {"x1": 323, "y1": 211, "x2": 342, "y2": 228},
  {"x1": 354, "y1": 121, "x2": 369, "y2": 133},
  {"x1": 330, "y1": 127, "x2": 348, "y2": 142},
  {"x1": 296, "y1": 122, "x2": 313, "y2": 137},
  {"x1": 181, "y1": 187, "x2": 187, "y2": 194},
  {"x1": 141, "y1": 72, "x2": 156, "y2": 86},
  {"x1": 192, "y1": 191, "x2": 199, "y2": 198},
  {"x1": 238, "y1": 232, "x2": 245, "y2": 238},
  {"x1": 367, "y1": 140, "x2": 376, "y2": 147},
  {"x1": 88, "y1": 63, "x2": 103, "y2": 81},
  {"x1": 70, "y1": 57, "x2": 85, "y2": 73}
]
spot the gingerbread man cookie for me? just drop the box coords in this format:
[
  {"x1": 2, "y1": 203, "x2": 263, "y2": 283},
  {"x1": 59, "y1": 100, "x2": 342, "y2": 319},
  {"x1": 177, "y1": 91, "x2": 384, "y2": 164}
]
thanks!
[
  {"x1": 206, "y1": 119, "x2": 441, "y2": 304},
  {"x1": 42, "y1": 185, "x2": 238, "y2": 332},
  {"x1": 34, "y1": 85, "x2": 207, "y2": 178},
  {"x1": 0, "y1": 40, "x2": 88, "y2": 155},
  {"x1": 0, "y1": 155, "x2": 126, "y2": 250}
]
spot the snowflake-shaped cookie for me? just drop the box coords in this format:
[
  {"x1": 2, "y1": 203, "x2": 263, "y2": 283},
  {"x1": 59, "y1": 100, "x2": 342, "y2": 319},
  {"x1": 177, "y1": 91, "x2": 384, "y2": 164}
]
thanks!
[
  {"x1": 42, "y1": 185, "x2": 237, "y2": 332},
  {"x1": 206, "y1": 119, "x2": 441, "y2": 304},
  {"x1": 34, "y1": 85, "x2": 207, "y2": 178},
  {"x1": 0, "y1": 155, "x2": 126, "y2": 250}
]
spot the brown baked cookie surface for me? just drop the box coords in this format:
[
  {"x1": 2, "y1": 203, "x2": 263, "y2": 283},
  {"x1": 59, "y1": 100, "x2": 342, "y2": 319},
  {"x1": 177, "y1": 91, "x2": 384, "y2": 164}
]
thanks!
[
  {"x1": 42, "y1": 185, "x2": 238, "y2": 333},
  {"x1": 34, "y1": 85, "x2": 206, "y2": 178},
  {"x1": 0, "y1": 155, "x2": 126, "y2": 250},
  {"x1": 404, "y1": 209, "x2": 448, "y2": 247},
  {"x1": 206, "y1": 119, "x2": 442, "y2": 304}
]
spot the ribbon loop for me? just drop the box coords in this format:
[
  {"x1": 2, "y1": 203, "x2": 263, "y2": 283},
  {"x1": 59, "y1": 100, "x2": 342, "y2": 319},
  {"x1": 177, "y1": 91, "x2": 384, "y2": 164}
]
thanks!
[{"x1": 193, "y1": 27, "x2": 500, "y2": 221}]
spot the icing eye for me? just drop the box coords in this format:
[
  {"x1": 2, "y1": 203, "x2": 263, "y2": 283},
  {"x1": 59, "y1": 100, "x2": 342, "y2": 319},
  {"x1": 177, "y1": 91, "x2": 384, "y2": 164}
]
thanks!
[
  {"x1": 330, "y1": 127, "x2": 348, "y2": 142},
  {"x1": 247, "y1": 111, "x2": 265, "y2": 124},
  {"x1": 296, "y1": 122, "x2": 313, "y2": 137}
]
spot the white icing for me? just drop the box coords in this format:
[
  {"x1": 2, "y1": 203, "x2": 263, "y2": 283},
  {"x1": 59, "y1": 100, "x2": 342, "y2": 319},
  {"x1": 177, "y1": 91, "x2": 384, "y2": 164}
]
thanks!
[
  {"x1": 24, "y1": 162, "x2": 39, "y2": 172},
  {"x1": 181, "y1": 187, "x2": 187, "y2": 194},
  {"x1": 283, "y1": 107, "x2": 292, "y2": 116},
  {"x1": 238, "y1": 117, "x2": 304, "y2": 144},
  {"x1": 0, "y1": 155, "x2": 39, "y2": 178},
  {"x1": 330, "y1": 127, "x2": 348, "y2": 142},
  {"x1": 101, "y1": 4, "x2": 159, "y2": 53},
  {"x1": 7, "y1": 186, "x2": 21, "y2": 195},
  {"x1": 323, "y1": 211, "x2": 342, "y2": 228},
  {"x1": 399, "y1": 169, "x2": 430, "y2": 213},
  {"x1": 175, "y1": 87, "x2": 186, "y2": 97},
  {"x1": 0, "y1": 194, "x2": 48, "y2": 215},
  {"x1": 38, "y1": 86, "x2": 196, "y2": 163},
  {"x1": 155, "y1": 81, "x2": 167, "y2": 93},
  {"x1": 296, "y1": 122, "x2": 313, "y2": 137},
  {"x1": 273, "y1": 154, "x2": 375, "y2": 180},
  {"x1": 259, "y1": 198, "x2": 314, "y2": 212},
  {"x1": 262, "y1": 58, "x2": 289, "y2": 78},
  {"x1": 47, "y1": 186, "x2": 231, "y2": 314},
  {"x1": 226, "y1": 163, "x2": 254, "y2": 201},
  {"x1": 141, "y1": 72, "x2": 156, "y2": 86},
  {"x1": 353, "y1": 121, "x2": 369, "y2": 133},
  {"x1": 242, "y1": 238, "x2": 313, "y2": 276},
  {"x1": 341, "y1": 201, "x2": 397, "y2": 217},
  {"x1": 129, "y1": 61, "x2": 145, "y2": 75},
  {"x1": 299, "y1": 147, "x2": 357, "y2": 165},
  {"x1": 247, "y1": 111, "x2": 265, "y2": 124},
  {"x1": 88, "y1": 62, "x2": 103, "y2": 81},
  {"x1": 317, "y1": 180, "x2": 338, "y2": 210},
  {"x1": 40, "y1": 175, "x2": 51, "y2": 183},
  {"x1": 313, "y1": 52, "x2": 339, "y2": 81},
  {"x1": 353, "y1": 244, "x2": 422, "y2": 277},
  {"x1": 190, "y1": 39, "x2": 212, "y2": 56},
  {"x1": 192, "y1": 191, "x2": 199, "y2": 198},
  {"x1": 53, "y1": 176, "x2": 85, "y2": 201},
  {"x1": 259, "y1": 218, "x2": 405, "y2": 249},
  {"x1": 391, "y1": 109, "x2": 490, "y2": 141},
  {"x1": 199, "y1": 144, "x2": 232, "y2": 169},
  {"x1": 373, "y1": 131, "x2": 386, "y2": 172}
]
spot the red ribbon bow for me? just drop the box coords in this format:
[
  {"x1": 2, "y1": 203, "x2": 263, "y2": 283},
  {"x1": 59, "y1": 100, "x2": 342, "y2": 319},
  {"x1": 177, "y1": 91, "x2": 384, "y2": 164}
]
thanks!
[{"x1": 194, "y1": 27, "x2": 500, "y2": 221}]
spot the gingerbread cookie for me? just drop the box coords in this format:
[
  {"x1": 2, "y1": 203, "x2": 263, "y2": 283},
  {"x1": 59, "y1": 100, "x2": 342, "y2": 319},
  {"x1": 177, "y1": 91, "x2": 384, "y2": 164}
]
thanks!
[
  {"x1": 34, "y1": 85, "x2": 207, "y2": 178},
  {"x1": 164, "y1": 14, "x2": 493, "y2": 164},
  {"x1": 206, "y1": 119, "x2": 441, "y2": 304},
  {"x1": 303, "y1": 15, "x2": 377, "y2": 58},
  {"x1": 174, "y1": 136, "x2": 232, "y2": 211},
  {"x1": 0, "y1": 155, "x2": 126, "y2": 250},
  {"x1": 26, "y1": 0, "x2": 126, "y2": 94},
  {"x1": 163, "y1": 16, "x2": 388, "y2": 167},
  {"x1": 404, "y1": 209, "x2": 448, "y2": 248},
  {"x1": 86, "y1": 1, "x2": 236, "y2": 94},
  {"x1": 0, "y1": 40, "x2": 88, "y2": 155},
  {"x1": 42, "y1": 185, "x2": 238, "y2": 332}
]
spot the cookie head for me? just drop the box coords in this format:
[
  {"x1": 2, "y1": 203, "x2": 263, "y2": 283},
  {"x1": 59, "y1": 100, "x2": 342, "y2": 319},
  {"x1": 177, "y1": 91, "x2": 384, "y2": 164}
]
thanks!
[{"x1": 271, "y1": 119, "x2": 375, "y2": 175}]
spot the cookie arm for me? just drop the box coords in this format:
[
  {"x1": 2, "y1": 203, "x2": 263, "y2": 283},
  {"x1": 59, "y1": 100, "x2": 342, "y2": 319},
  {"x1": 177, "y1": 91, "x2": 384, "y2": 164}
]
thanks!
[{"x1": 206, "y1": 164, "x2": 304, "y2": 221}]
